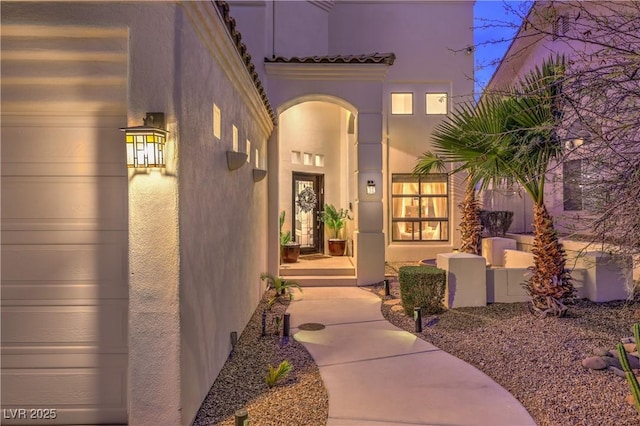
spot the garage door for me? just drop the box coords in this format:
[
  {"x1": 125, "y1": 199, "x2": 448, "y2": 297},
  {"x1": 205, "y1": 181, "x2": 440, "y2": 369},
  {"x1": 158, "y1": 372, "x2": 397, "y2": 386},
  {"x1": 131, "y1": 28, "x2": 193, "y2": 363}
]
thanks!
[{"x1": 1, "y1": 25, "x2": 129, "y2": 425}]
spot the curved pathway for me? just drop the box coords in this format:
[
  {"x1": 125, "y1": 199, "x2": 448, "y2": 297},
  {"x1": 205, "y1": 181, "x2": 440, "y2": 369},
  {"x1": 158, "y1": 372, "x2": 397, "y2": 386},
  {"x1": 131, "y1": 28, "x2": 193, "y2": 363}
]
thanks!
[{"x1": 287, "y1": 287, "x2": 536, "y2": 426}]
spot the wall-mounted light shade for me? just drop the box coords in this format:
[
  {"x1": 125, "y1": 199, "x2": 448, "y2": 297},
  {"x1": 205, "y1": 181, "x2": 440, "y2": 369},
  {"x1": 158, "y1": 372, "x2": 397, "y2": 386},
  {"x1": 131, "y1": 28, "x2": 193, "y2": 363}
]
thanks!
[
  {"x1": 121, "y1": 113, "x2": 168, "y2": 168},
  {"x1": 227, "y1": 151, "x2": 248, "y2": 171},
  {"x1": 366, "y1": 180, "x2": 376, "y2": 194},
  {"x1": 253, "y1": 168, "x2": 267, "y2": 182}
]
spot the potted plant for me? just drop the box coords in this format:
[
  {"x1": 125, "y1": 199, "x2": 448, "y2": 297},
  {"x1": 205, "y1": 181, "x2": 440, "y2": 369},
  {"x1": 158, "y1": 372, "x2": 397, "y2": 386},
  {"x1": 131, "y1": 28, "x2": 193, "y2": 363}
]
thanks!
[
  {"x1": 279, "y1": 210, "x2": 300, "y2": 263},
  {"x1": 320, "y1": 203, "x2": 352, "y2": 256}
]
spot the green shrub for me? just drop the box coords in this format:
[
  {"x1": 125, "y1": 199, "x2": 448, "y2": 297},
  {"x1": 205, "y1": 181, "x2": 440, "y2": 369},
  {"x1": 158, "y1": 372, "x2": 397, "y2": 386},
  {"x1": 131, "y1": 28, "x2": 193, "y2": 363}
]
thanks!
[
  {"x1": 399, "y1": 265, "x2": 446, "y2": 315},
  {"x1": 265, "y1": 360, "x2": 292, "y2": 388}
]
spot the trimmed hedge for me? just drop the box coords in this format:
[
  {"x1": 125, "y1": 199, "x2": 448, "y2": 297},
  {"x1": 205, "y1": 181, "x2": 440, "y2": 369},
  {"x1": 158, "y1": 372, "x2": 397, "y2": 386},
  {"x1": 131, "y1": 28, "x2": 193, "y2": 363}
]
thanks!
[{"x1": 399, "y1": 266, "x2": 446, "y2": 315}]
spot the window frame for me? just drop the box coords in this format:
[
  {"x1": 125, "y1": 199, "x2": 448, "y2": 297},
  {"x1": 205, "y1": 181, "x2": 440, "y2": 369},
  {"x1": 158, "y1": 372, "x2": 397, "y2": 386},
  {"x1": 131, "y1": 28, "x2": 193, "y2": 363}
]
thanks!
[
  {"x1": 425, "y1": 92, "x2": 449, "y2": 115},
  {"x1": 391, "y1": 92, "x2": 414, "y2": 115},
  {"x1": 391, "y1": 173, "x2": 449, "y2": 242},
  {"x1": 563, "y1": 159, "x2": 602, "y2": 212}
]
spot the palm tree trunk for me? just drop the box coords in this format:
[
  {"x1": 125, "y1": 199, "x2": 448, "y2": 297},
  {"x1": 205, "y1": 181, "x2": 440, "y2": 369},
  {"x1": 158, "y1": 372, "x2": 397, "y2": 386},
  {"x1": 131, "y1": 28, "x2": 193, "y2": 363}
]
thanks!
[
  {"x1": 525, "y1": 203, "x2": 575, "y2": 316},
  {"x1": 459, "y1": 184, "x2": 482, "y2": 255}
]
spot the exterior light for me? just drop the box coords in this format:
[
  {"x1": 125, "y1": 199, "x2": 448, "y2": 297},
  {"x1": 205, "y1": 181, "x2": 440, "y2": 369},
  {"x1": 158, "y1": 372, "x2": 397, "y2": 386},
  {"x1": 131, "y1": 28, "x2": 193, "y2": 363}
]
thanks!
[
  {"x1": 366, "y1": 180, "x2": 376, "y2": 194},
  {"x1": 414, "y1": 307, "x2": 422, "y2": 332},
  {"x1": 121, "y1": 112, "x2": 168, "y2": 168}
]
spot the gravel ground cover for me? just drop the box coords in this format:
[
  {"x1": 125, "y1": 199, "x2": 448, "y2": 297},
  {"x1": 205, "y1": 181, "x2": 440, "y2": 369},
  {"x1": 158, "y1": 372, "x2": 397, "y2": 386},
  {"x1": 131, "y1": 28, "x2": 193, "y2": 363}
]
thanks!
[
  {"x1": 193, "y1": 291, "x2": 328, "y2": 426},
  {"x1": 376, "y1": 261, "x2": 640, "y2": 426},
  {"x1": 195, "y1": 263, "x2": 640, "y2": 426}
]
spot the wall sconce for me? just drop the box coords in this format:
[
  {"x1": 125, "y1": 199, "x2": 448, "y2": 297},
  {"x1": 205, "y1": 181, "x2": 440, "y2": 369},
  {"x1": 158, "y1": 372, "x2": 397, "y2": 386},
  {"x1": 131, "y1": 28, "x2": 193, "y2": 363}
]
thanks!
[
  {"x1": 226, "y1": 151, "x2": 248, "y2": 171},
  {"x1": 366, "y1": 180, "x2": 376, "y2": 195},
  {"x1": 253, "y1": 168, "x2": 267, "y2": 182},
  {"x1": 121, "y1": 113, "x2": 168, "y2": 168}
]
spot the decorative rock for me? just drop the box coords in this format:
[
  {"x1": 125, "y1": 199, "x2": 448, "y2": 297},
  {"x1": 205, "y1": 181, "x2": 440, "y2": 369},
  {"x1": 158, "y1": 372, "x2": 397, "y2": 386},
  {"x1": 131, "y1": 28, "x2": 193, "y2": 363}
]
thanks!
[
  {"x1": 624, "y1": 343, "x2": 637, "y2": 353},
  {"x1": 603, "y1": 356, "x2": 623, "y2": 370},
  {"x1": 391, "y1": 305, "x2": 405, "y2": 313},
  {"x1": 621, "y1": 336, "x2": 636, "y2": 344},
  {"x1": 582, "y1": 355, "x2": 623, "y2": 370},
  {"x1": 608, "y1": 366, "x2": 626, "y2": 378},
  {"x1": 609, "y1": 350, "x2": 640, "y2": 369},
  {"x1": 593, "y1": 348, "x2": 612, "y2": 357},
  {"x1": 582, "y1": 356, "x2": 607, "y2": 370},
  {"x1": 383, "y1": 299, "x2": 401, "y2": 306},
  {"x1": 627, "y1": 394, "x2": 636, "y2": 406}
]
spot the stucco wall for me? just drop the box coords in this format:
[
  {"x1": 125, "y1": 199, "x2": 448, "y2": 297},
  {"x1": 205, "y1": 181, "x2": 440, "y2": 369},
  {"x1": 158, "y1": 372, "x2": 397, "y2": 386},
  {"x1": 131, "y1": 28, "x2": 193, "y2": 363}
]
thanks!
[
  {"x1": 326, "y1": 1, "x2": 475, "y2": 260},
  {"x1": 177, "y1": 4, "x2": 271, "y2": 424},
  {"x1": 0, "y1": 2, "x2": 273, "y2": 425},
  {"x1": 0, "y1": 2, "x2": 184, "y2": 424}
]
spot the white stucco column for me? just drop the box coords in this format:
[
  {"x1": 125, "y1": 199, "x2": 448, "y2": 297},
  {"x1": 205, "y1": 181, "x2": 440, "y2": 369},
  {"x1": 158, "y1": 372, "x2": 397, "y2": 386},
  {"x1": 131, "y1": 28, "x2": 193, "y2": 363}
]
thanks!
[
  {"x1": 128, "y1": 172, "x2": 181, "y2": 425},
  {"x1": 355, "y1": 112, "x2": 385, "y2": 285},
  {"x1": 267, "y1": 128, "x2": 280, "y2": 274}
]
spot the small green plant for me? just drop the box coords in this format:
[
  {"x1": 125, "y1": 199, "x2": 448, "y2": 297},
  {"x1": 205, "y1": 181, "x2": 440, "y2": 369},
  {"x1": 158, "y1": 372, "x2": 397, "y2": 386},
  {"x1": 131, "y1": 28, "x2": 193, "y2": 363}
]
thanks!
[
  {"x1": 273, "y1": 316, "x2": 282, "y2": 335},
  {"x1": 398, "y1": 265, "x2": 446, "y2": 315},
  {"x1": 279, "y1": 210, "x2": 291, "y2": 246},
  {"x1": 320, "y1": 203, "x2": 352, "y2": 239},
  {"x1": 260, "y1": 273, "x2": 302, "y2": 303},
  {"x1": 265, "y1": 360, "x2": 292, "y2": 388}
]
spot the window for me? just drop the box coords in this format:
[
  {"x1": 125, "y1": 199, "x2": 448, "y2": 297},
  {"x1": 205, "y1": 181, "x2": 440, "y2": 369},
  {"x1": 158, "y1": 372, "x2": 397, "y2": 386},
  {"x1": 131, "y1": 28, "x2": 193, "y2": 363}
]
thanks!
[
  {"x1": 246, "y1": 140, "x2": 251, "y2": 163},
  {"x1": 303, "y1": 152, "x2": 313, "y2": 165},
  {"x1": 552, "y1": 15, "x2": 568, "y2": 40},
  {"x1": 213, "y1": 104, "x2": 221, "y2": 139},
  {"x1": 391, "y1": 92, "x2": 413, "y2": 115},
  {"x1": 291, "y1": 151, "x2": 301, "y2": 164},
  {"x1": 563, "y1": 159, "x2": 601, "y2": 211},
  {"x1": 426, "y1": 93, "x2": 448, "y2": 115},
  {"x1": 391, "y1": 174, "x2": 449, "y2": 241},
  {"x1": 232, "y1": 125, "x2": 238, "y2": 151}
]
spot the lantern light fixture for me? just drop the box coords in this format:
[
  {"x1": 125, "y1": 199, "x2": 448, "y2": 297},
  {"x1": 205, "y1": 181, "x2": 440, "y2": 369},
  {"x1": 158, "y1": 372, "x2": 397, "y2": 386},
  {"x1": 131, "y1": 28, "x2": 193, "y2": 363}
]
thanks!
[
  {"x1": 121, "y1": 112, "x2": 168, "y2": 168},
  {"x1": 366, "y1": 180, "x2": 376, "y2": 195}
]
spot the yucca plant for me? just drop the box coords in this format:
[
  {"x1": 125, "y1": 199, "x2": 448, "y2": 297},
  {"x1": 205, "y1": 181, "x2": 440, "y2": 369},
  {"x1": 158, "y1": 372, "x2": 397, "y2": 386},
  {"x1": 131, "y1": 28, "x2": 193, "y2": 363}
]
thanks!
[{"x1": 265, "y1": 360, "x2": 292, "y2": 388}]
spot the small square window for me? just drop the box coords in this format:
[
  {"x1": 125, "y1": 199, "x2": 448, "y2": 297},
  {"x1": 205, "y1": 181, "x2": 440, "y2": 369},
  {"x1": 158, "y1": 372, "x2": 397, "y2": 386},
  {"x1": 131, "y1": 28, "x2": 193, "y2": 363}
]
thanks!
[
  {"x1": 314, "y1": 154, "x2": 324, "y2": 167},
  {"x1": 426, "y1": 93, "x2": 448, "y2": 115},
  {"x1": 213, "y1": 104, "x2": 221, "y2": 139},
  {"x1": 303, "y1": 153, "x2": 313, "y2": 165},
  {"x1": 232, "y1": 125, "x2": 238, "y2": 151},
  {"x1": 391, "y1": 93, "x2": 413, "y2": 115},
  {"x1": 291, "y1": 151, "x2": 301, "y2": 164}
]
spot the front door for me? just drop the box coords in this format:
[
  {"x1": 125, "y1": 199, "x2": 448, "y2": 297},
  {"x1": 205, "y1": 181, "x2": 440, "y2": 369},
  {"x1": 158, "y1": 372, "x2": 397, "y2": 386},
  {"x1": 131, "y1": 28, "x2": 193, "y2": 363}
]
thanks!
[{"x1": 292, "y1": 172, "x2": 324, "y2": 254}]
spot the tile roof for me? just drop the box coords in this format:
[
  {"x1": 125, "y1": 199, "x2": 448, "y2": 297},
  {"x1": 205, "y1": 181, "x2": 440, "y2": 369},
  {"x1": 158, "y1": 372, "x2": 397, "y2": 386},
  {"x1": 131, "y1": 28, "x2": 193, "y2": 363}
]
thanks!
[
  {"x1": 265, "y1": 53, "x2": 396, "y2": 65},
  {"x1": 214, "y1": 1, "x2": 276, "y2": 125}
]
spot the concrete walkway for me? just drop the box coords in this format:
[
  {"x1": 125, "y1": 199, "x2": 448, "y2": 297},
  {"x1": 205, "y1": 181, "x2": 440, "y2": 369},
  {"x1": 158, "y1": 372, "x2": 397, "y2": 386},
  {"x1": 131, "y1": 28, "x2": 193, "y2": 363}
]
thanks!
[{"x1": 287, "y1": 287, "x2": 536, "y2": 426}]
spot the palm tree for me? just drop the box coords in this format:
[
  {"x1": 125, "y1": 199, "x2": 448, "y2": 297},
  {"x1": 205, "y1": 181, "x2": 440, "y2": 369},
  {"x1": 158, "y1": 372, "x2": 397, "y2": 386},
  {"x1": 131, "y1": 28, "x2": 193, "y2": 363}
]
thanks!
[
  {"x1": 416, "y1": 55, "x2": 575, "y2": 316},
  {"x1": 413, "y1": 155, "x2": 482, "y2": 255}
]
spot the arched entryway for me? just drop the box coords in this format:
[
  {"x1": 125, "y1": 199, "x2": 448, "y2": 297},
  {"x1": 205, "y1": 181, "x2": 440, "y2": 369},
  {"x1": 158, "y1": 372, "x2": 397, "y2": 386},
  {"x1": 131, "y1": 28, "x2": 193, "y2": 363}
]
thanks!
[{"x1": 278, "y1": 98, "x2": 356, "y2": 255}]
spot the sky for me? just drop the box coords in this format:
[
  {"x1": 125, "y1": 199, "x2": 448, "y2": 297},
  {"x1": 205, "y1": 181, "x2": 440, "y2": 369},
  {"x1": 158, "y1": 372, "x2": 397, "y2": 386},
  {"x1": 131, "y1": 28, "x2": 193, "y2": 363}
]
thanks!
[{"x1": 474, "y1": 0, "x2": 530, "y2": 95}]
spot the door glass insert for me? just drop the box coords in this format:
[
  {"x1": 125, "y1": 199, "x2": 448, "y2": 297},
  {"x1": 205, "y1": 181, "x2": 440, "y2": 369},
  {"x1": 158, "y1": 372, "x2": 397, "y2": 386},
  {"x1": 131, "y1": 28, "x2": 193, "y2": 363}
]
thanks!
[{"x1": 293, "y1": 173, "x2": 324, "y2": 254}]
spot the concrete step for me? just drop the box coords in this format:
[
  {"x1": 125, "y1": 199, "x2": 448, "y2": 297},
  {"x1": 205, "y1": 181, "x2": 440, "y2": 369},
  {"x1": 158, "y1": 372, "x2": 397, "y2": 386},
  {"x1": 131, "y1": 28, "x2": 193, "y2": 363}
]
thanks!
[
  {"x1": 286, "y1": 275, "x2": 358, "y2": 287},
  {"x1": 279, "y1": 266, "x2": 355, "y2": 276}
]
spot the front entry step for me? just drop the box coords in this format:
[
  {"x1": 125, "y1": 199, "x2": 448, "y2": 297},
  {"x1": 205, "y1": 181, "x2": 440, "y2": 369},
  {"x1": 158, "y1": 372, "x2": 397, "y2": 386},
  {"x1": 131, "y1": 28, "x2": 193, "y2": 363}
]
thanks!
[
  {"x1": 284, "y1": 275, "x2": 357, "y2": 287},
  {"x1": 280, "y1": 265, "x2": 355, "y2": 276},
  {"x1": 279, "y1": 255, "x2": 356, "y2": 284}
]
